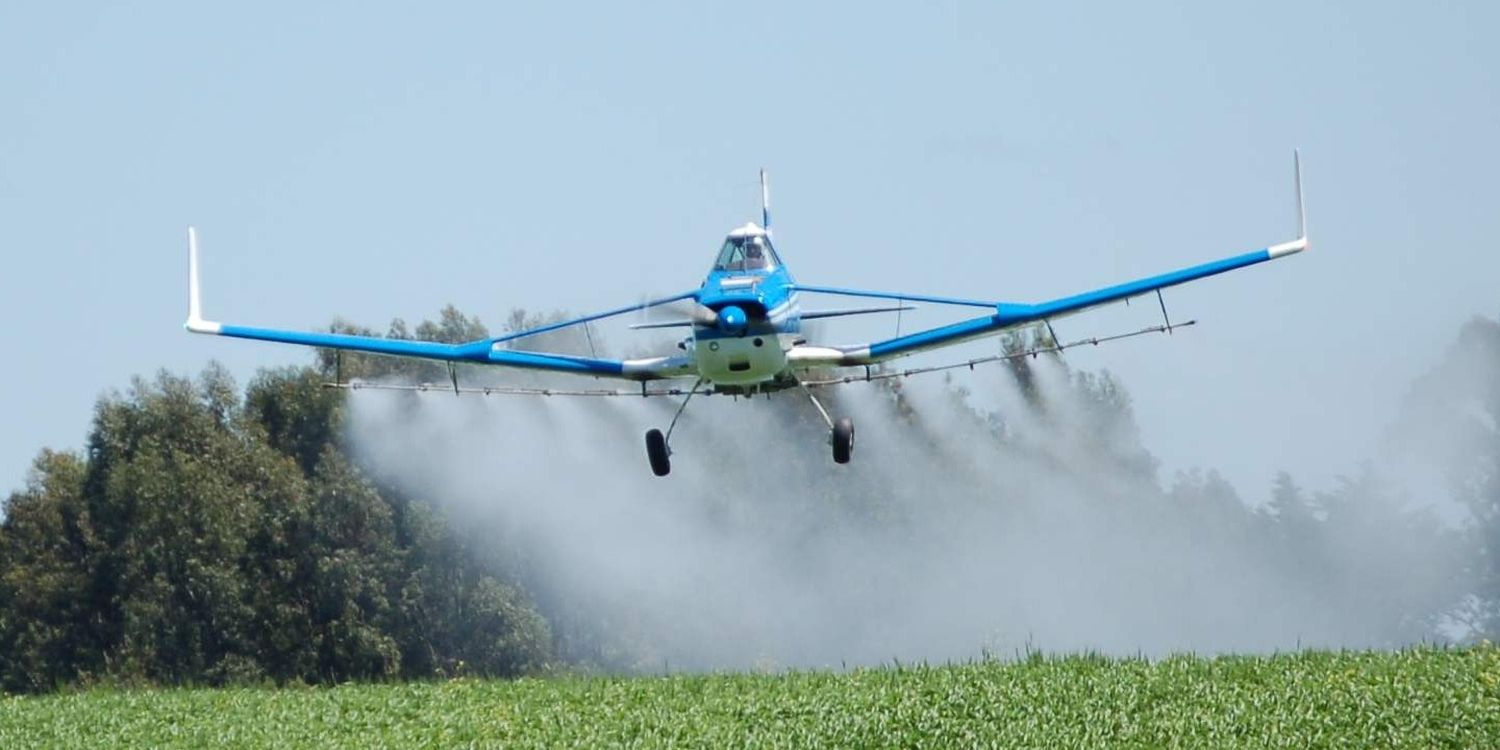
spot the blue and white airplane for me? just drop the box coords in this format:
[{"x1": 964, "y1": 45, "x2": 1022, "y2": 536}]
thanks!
[{"x1": 187, "y1": 154, "x2": 1308, "y2": 476}]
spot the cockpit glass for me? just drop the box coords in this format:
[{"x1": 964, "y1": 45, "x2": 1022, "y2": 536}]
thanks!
[{"x1": 713, "y1": 236, "x2": 779, "y2": 272}]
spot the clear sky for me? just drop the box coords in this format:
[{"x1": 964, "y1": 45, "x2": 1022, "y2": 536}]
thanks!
[{"x1": 1, "y1": 1, "x2": 1496, "y2": 501}]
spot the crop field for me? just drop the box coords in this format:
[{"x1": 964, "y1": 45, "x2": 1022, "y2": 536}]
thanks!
[{"x1": 2, "y1": 647, "x2": 1496, "y2": 749}]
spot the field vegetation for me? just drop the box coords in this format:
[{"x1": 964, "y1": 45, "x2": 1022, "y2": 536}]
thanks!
[{"x1": 2, "y1": 647, "x2": 1496, "y2": 748}]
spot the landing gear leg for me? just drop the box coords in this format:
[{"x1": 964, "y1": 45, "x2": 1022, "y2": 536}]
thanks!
[
  {"x1": 645, "y1": 379, "x2": 704, "y2": 477},
  {"x1": 796, "y1": 379, "x2": 855, "y2": 465}
]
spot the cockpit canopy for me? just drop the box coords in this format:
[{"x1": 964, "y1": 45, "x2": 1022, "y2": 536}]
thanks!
[{"x1": 712, "y1": 224, "x2": 781, "y2": 273}]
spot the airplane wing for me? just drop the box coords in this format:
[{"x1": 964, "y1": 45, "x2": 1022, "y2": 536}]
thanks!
[
  {"x1": 183, "y1": 230, "x2": 697, "y2": 381},
  {"x1": 789, "y1": 152, "x2": 1309, "y2": 369}
]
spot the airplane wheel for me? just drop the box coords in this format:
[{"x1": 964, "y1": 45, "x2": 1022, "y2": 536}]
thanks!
[
  {"x1": 832, "y1": 417, "x2": 854, "y2": 464},
  {"x1": 645, "y1": 428, "x2": 671, "y2": 476}
]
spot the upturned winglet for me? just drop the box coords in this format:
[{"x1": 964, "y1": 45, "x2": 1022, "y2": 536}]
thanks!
[
  {"x1": 1267, "y1": 150, "x2": 1309, "y2": 259},
  {"x1": 185, "y1": 227, "x2": 222, "y2": 334}
]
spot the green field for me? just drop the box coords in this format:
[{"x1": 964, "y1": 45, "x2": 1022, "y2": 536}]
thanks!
[{"x1": 2, "y1": 648, "x2": 1496, "y2": 749}]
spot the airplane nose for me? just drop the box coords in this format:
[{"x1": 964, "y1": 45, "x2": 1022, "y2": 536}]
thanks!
[{"x1": 717, "y1": 304, "x2": 748, "y2": 335}]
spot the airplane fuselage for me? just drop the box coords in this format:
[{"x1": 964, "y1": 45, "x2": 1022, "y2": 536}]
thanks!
[
  {"x1": 679, "y1": 174, "x2": 822, "y2": 394},
  {"x1": 692, "y1": 271, "x2": 799, "y2": 387}
]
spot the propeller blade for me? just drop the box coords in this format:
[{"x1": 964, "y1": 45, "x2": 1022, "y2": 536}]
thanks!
[{"x1": 690, "y1": 304, "x2": 719, "y2": 327}]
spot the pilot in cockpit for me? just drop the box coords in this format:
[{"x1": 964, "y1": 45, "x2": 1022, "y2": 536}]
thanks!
[
  {"x1": 744, "y1": 238, "x2": 770, "y2": 270},
  {"x1": 713, "y1": 229, "x2": 779, "y2": 272}
]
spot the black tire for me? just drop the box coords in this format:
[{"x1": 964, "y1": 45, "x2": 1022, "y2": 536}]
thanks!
[
  {"x1": 832, "y1": 417, "x2": 854, "y2": 464},
  {"x1": 645, "y1": 428, "x2": 671, "y2": 476}
]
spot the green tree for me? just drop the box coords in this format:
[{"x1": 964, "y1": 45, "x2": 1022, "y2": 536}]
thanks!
[
  {"x1": 302, "y1": 449, "x2": 402, "y2": 679},
  {"x1": 246, "y1": 367, "x2": 345, "y2": 476},
  {"x1": 0, "y1": 451, "x2": 92, "y2": 691},
  {"x1": 89, "y1": 367, "x2": 306, "y2": 684},
  {"x1": 0, "y1": 345, "x2": 555, "y2": 692}
]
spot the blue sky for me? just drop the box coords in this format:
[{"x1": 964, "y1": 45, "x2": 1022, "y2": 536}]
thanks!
[{"x1": 2, "y1": 1, "x2": 1496, "y2": 500}]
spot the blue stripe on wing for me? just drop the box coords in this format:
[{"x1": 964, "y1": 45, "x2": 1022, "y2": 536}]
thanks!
[
  {"x1": 1018, "y1": 249, "x2": 1272, "y2": 321},
  {"x1": 218, "y1": 325, "x2": 627, "y2": 376},
  {"x1": 865, "y1": 248, "x2": 1276, "y2": 360},
  {"x1": 218, "y1": 325, "x2": 486, "y2": 359}
]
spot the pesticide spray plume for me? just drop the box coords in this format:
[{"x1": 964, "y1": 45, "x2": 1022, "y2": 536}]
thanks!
[{"x1": 344, "y1": 341, "x2": 1468, "y2": 672}]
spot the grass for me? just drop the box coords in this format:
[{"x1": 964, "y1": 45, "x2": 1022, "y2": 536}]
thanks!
[{"x1": 1, "y1": 647, "x2": 1497, "y2": 748}]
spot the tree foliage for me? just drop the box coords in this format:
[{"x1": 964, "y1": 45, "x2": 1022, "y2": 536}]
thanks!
[{"x1": 0, "y1": 358, "x2": 549, "y2": 693}]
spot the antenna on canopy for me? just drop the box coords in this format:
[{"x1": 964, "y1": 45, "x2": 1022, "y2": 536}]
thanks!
[{"x1": 760, "y1": 168, "x2": 771, "y2": 235}]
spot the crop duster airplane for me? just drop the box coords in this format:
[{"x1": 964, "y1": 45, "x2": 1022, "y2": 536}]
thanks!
[{"x1": 187, "y1": 154, "x2": 1308, "y2": 476}]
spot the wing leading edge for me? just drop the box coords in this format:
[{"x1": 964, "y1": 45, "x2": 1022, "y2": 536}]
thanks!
[
  {"x1": 184, "y1": 229, "x2": 695, "y2": 381},
  {"x1": 789, "y1": 151, "x2": 1310, "y2": 368}
]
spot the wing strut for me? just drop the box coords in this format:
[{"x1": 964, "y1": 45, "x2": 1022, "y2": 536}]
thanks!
[{"x1": 1043, "y1": 319, "x2": 1060, "y2": 348}]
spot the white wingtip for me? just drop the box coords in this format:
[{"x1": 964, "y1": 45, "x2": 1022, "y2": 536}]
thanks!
[
  {"x1": 185, "y1": 226, "x2": 221, "y2": 334},
  {"x1": 1267, "y1": 236, "x2": 1308, "y2": 258}
]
